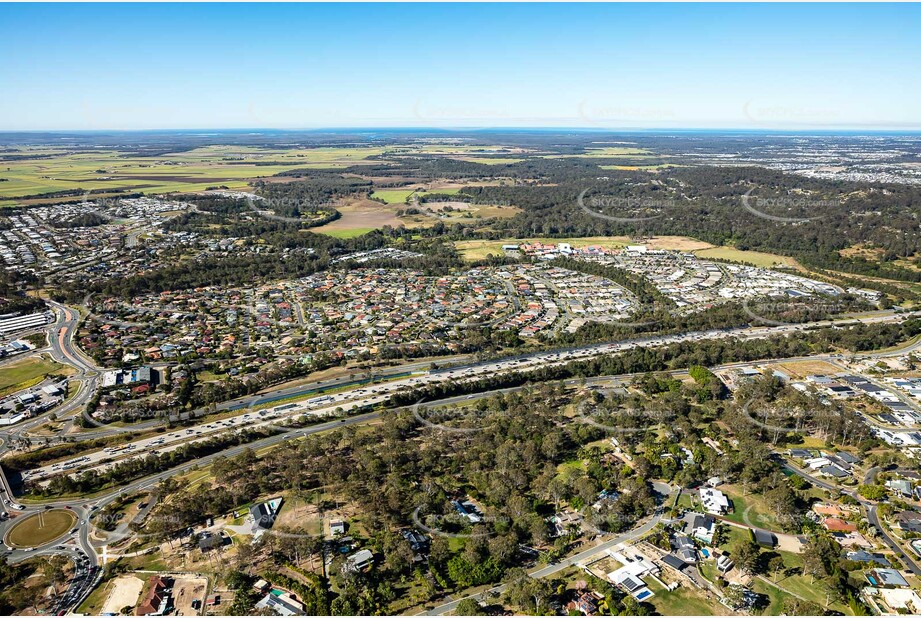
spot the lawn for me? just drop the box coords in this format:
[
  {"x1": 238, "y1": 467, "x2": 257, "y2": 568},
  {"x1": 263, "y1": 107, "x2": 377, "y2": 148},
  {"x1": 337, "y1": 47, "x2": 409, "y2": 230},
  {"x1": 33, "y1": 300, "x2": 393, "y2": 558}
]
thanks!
[
  {"x1": 752, "y1": 547, "x2": 851, "y2": 615},
  {"x1": 77, "y1": 575, "x2": 116, "y2": 615},
  {"x1": 751, "y1": 578, "x2": 794, "y2": 615},
  {"x1": 716, "y1": 525, "x2": 754, "y2": 553},
  {"x1": 311, "y1": 197, "x2": 408, "y2": 236},
  {"x1": 120, "y1": 550, "x2": 171, "y2": 572},
  {"x1": 647, "y1": 579, "x2": 729, "y2": 615},
  {"x1": 771, "y1": 573, "x2": 850, "y2": 614},
  {"x1": 0, "y1": 355, "x2": 70, "y2": 396},
  {"x1": 698, "y1": 560, "x2": 720, "y2": 584},
  {"x1": 770, "y1": 359, "x2": 842, "y2": 379},
  {"x1": 718, "y1": 484, "x2": 783, "y2": 530},
  {"x1": 467, "y1": 204, "x2": 520, "y2": 219},
  {"x1": 6, "y1": 509, "x2": 77, "y2": 547},
  {"x1": 555, "y1": 459, "x2": 586, "y2": 477},
  {"x1": 676, "y1": 492, "x2": 695, "y2": 510},
  {"x1": 693, "y1": 246, "x2": 801, "y2": 269},
  {"x1": 584, "y1": 146, "x2": 651, "y2": 157},
  {"x1": 273, "y1": 495, "x2": 325, "y2": 537}
]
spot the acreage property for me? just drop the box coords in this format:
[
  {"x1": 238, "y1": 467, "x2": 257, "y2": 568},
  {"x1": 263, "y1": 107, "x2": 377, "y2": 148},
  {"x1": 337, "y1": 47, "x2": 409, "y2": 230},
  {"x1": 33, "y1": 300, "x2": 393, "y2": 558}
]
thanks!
[{"x1": 5, "y1": 509, "x2": 77, "y2": 547}]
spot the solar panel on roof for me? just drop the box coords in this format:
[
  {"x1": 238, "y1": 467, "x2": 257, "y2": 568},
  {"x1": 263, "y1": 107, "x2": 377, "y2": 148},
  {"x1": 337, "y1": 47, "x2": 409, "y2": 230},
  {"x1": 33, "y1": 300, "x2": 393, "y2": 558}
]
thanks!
[{"x1": 620, "y1": 575, "x2": 644, "y2": 592}]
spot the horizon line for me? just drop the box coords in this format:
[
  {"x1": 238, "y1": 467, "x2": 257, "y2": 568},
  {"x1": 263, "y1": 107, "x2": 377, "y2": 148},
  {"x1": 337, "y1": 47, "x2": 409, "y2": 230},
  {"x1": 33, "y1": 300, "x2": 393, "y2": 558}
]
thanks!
[{"x1": 3, "y1": 126, "x2": 921, "y2": 135}]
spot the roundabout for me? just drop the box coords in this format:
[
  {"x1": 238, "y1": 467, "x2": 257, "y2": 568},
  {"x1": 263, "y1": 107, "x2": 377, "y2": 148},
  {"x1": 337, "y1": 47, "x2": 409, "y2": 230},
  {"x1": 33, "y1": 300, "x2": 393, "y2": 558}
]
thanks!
[{"x1": 5, "y1": 509, "x2": 77, "y2": 548}]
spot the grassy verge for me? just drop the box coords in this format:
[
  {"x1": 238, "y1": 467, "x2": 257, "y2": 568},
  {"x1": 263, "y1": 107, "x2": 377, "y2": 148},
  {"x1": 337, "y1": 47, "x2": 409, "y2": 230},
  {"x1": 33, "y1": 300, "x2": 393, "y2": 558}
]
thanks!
[{"x1": 0, "y1": 355, "x2": 70, "y2": 396}]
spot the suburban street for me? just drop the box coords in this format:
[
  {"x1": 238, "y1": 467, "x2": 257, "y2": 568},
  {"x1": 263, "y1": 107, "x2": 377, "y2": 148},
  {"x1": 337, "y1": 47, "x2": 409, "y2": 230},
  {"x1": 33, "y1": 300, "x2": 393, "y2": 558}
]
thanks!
[
  {"x1": 0, "y1": 302, "x2": 918, "y2": 613},
  {"x1": 417, "y1": 482, "x2": 676, "y2": 616},
  {"x1": 781, "y1": 462, "x2": 921, "y2": 577}
]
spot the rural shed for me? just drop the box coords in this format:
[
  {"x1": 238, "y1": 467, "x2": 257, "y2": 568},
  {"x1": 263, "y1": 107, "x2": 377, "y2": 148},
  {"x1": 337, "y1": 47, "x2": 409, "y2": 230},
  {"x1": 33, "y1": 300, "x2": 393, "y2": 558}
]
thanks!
[{"x1": 753, "y1": 529, "x2": 777, "y2": 548}]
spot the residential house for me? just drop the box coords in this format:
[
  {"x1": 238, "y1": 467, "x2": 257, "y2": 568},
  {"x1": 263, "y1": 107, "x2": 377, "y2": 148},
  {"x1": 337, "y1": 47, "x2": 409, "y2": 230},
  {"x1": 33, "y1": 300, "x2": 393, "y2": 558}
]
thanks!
[
  {"x1": 566, "y1": 591, "x2": 601, "y2": 616},
  {"x1": 254, "y1": 590, "x2": 304, "y2": 616},
  {"x1": 684, "y1": 512, "x2": 717, "y2": 545},
  {"x1": 344, "y1": 549, "x2": 375, "y2": 573},
  {"x1": 893, "y1": 511, "x2": 921, "y2": 534},
  {"x1": 250, "y1": 498, "x2": 283, "y2": 536},
  {"x1": 400, "y1": 529, "x2": 429, "y2": 554},
  {"x1": 820, "y1": 464, "x2": 850, "y2": 479},
  {"x1": 822, "y1": 517, "x2": 858, "y2": 533},
  {"x1": 198, "y1": 532, "x2": 227, "y2": 552},
  {"x1": 700, "y1": 487, "x2": 730, "y2": 515},
  {"x1": 329, "y1": 520, "x2": 346, "y2": 536},
  {"x1": 673, "y1": 535, "x2": 698, "y2": 563},
  {"x1": 867, "y1": 568, "x2": 910, "y2": 588},
  {"x1": 606, "y1": 554, "x2": 657, "y2": 601},
  {"x1": 846, "y1": 551, "x2": 891, "y2": 567},
  {"x1": 661, "y1": 553, "x2": 688, "y2": 572},
  {"x1": 886, "y1": 479, "x2": 914, "y2": 498},
  {"x1": 451, "y1": 499, "x2": 482, "y2": 523},
  {"x1": 135, "y1": 576, "x2": 170, "y2": 616},
  {"x1": 872, "y1": 588, "x2": 921, "y2": 614}
]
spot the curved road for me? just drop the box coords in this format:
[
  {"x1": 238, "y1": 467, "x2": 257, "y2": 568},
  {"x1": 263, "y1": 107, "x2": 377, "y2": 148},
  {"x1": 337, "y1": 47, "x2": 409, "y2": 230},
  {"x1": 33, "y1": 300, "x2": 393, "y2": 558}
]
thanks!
[{"x1": 0, "y1": 304, "x2": 916, "y2": 612}]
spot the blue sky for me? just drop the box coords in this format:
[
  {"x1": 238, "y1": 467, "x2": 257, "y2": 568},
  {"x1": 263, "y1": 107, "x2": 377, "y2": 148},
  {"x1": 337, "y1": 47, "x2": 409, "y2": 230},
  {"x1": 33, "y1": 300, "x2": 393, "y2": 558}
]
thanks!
[{"x1": 1, "y1": 3, "x2": 919, "y2": 130}]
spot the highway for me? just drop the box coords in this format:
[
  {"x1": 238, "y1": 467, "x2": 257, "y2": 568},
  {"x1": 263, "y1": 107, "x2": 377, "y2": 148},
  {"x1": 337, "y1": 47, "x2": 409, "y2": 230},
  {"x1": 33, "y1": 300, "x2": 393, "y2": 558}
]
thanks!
[
  {"x1": 0, "y1": 304, "x2": 916, "y2": 613},
  {"x1": 16, "y1": 309, "x2": 916, "y2": 482},
  {"x1": 4, "y1": 306, "x2": 917, "y2": 498}
]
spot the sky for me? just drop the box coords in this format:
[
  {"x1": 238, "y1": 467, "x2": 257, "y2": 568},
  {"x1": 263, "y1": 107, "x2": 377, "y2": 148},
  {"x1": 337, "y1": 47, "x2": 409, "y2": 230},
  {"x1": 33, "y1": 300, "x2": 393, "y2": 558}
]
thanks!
[{"x1": 1, "y1": 2, "x2": 920, "y2": 131}]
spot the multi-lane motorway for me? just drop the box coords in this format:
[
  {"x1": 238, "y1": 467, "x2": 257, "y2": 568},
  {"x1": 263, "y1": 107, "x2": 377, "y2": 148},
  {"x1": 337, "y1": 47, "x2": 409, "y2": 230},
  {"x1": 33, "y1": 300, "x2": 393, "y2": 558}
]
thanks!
[
  {"x1": 18, "y1": 309, "x2": 916, "y2": 482},
  {"x1": 0, "y1": 304, "x2": 917, "y2": 613}
]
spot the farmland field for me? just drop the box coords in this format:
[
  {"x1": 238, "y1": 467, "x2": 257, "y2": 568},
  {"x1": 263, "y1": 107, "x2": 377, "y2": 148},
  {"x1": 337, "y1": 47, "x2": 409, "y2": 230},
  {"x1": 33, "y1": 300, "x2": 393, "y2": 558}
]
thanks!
[
  {"x1": 0, "y1": 145, "x2": 387, "y2": 205},
  {"x1": 0, "y1": 144, "x2": 538, "y2": 206},
  {"x1": 546, "y1": 146, "x2": 652, "y2": 159},
  {"x1": 600, "y1": 163, "x2": 683, "y2": 171},
  {"x1": 370, "y1": 188, "x2": 418, "y2": 204},
  {"x1": 312, "y1": 198, "x2": 410, "y2": 237},
  {"x1": 316, "y1": 227, "x2": 377, "y2": 239},
  {"x1": 693, "y1": 246, "x2": 802, "y2": 269},
  {"x1": 453, "y1": 156, "x2": 524, "y2": 165}
]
